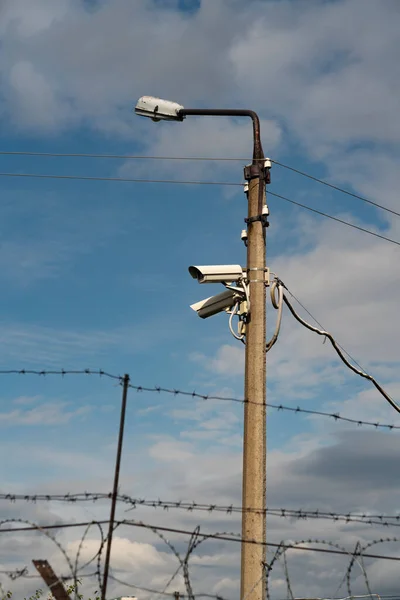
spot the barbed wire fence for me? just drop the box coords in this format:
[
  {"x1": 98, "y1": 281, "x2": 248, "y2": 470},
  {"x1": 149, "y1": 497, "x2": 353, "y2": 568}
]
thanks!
[
  {"x1": 0, "y1": 368, "x2": 399, "y2": 431},
  {"x1": 1, "y1": 514, "x2": 400, "y2": 600},
  {"x1": 1, "y1": 369, "x2": 400, "y2": 599}
]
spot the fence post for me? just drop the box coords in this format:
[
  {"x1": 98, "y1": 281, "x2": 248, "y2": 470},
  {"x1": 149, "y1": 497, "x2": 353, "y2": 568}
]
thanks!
[{"x1": 102, "y1": 373, "x2": 130, "y2": 600}]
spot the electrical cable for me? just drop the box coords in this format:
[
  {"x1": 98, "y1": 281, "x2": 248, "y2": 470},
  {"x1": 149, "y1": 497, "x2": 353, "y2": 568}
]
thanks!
[
  {"x1": 1, "y1": 170, "x2": 398, "y2": 248},
  {"x1": 282, "y1": 285, "x2": 367, "y2": 374},
  {"x1": 0, "y1": 171, "x2": 235, "y2": 186},
  {"x1": 228, "y1": 302, "x2": 245, "y2": 342},
  {"x1": 2, "y1": 518, "x2": 400, "y2": 561},
  {"x1": 0, "y1": 151, "x2": 245, "y2": 161},
  {"x1": 270, "y1": 159, "x2": 400, "y2": 219},
  {"x1": 276, "y1": 278, "x2": 400, "y2": 414},
  {"x1": 0, "y1": 150, "x2": 396, "y2": 217},
  {"x1": 243, "y1": 279, "x2": 251, "y2": 314},
  {"x1": 267, "y1": 191, "x2": 400, "y2": 247},
  {"x1": 108, "y1": 574, "x2": 177, "y2": 597},
  {"x1": 266, "y1": 279, "x2": 283, "y2": 352}
]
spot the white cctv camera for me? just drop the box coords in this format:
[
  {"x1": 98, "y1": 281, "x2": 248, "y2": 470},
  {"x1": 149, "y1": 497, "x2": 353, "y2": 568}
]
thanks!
[
  {"x1": 188, "y1": 265, "x2": 244, "y2": 284},
  {"x1": 190, "y1": 289, "x2": 244, "y2": 319},
  {"x1": 135, "y1": 96, "x2": 185, "y2": 122}
]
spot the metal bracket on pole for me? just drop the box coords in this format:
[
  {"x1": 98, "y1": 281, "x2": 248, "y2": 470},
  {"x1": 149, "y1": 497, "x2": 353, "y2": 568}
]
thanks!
[
  {"x1": 244, "y1": 213, "x2": 269, "y2": 228},
  {"x1": 244, "y1": 162, "x2": 271, "y2": 185},
  {"x1": 247, "y1": 267, "x2": 270, "y2": 286}
]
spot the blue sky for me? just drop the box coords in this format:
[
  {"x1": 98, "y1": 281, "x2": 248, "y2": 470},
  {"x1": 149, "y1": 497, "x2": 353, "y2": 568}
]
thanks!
[{"x1": 1, "y1": 0, "x2": 400, "y2": 598}]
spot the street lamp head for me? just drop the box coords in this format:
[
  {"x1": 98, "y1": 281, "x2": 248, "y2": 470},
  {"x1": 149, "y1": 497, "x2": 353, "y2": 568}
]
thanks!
[{"x1": 135, "y1": 96, "x2": 185, "y2": 122}]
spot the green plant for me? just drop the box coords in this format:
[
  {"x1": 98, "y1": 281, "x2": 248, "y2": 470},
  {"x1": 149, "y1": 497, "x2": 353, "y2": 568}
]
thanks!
[{"x1": 0, "y1": 579, "x2": 100, "y2": 600}]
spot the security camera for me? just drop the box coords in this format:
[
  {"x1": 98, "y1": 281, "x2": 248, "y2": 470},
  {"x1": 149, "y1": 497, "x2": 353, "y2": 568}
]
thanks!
[
  {"x1": 135, "y1": 96, "x2": 185, "y2": 122},
  {"x1": 188, "y1": 265, "x2": 244, "y2": 284},
  {"x1": 190, "y1": 289, "x2": 244, "y2": 319}
]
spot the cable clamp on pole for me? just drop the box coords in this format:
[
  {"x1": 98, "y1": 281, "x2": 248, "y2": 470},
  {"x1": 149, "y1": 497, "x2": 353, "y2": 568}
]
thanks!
[
  {"x1": 247, "y1": 267, "x2": 270, "y2": 286},
  {"x1": 244, "y1": 213, "x2": 269, "y2": 228},
  {"x1": 243, "y1": 160, "x2": 272, "y2": 184}
]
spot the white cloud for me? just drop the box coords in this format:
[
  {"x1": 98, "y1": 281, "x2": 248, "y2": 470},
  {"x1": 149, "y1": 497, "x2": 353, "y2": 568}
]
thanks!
[
  {"x1": 0, "y1": 0, "x2": 70, "y2": 37},
  {"x1": 8, "y1": 61, "x2": 73, "y2": 133},
  {"x1": 0, "y1": 400, "x2": 91, "y2": 425},
  {"x1": 148, "y1": 437, "x2": 194, "y2": 462},
  {"x1": 191, "y1": 344, "x2": 244, "y2": 377},
  {"x1": 68, "y1": 536, "x2": 169, "y2": 570},
  {"x1": 0, "y1": 0, "x2": 395, "y2": 157},
  {"x1": 231, "y1": 0, "x2": 400, "y2": 153},
  {"x1": 0, "y1": 1, "x2": 400, "y2": 598}
]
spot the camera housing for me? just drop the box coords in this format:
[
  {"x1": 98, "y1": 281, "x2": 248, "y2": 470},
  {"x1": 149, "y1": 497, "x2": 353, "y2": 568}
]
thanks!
[
  {"x1": 190, "y1": 289, "x2": 244, "y2": 319},
  {"x1": 188, "y1": 265, "x2": 244, "y2": 284}
]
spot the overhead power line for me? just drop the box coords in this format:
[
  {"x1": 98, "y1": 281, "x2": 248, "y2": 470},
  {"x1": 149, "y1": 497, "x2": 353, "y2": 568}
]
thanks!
[
  {"x1": 0, "y1": 171, "x2": 229, "y2": 186},
  {"x1": 0, "y1": 151, "x2": 396, "y2": 217},
  {"x1": 0, "y1": 151, "x2": 236, "y2": 160},
  {"x1": 0, "y1": 171, "x2": 398, "y2": 247},
  {"x1": 270, "y1": 159, "x2": 400, "y2": 219},
  {"x1": 268, "y1": 191, "x2": 400, "y2": 247}
]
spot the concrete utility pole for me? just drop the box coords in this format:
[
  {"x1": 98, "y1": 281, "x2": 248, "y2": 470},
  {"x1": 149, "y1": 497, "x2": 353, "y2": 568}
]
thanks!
[
  {"x1": 134, "y1": 97, "x2": 269, "y2": 600},
  {"x1": 241, "y1": 159, "x2": 268, "y2": 600}
]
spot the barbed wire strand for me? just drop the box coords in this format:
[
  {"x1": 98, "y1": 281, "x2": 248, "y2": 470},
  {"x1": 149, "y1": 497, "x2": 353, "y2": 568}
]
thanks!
[
  {"x1": 0, "y1": 368, "x2": 122, "y2": 380},
  {"x1": 0, "y1": 518, "x2": 76, "y2": 588},
  {"x1": 130, "y1": 383, "x2": 400, "y2": 430},
  {"x1": 282, "y1": 551, "x2": 295, "y2": 600},
  {"x1": 2, "y1": 518, "x2": 400, "y2": 600},
  {"x1": 265, "y1": 539, "x2": 369, "y2": 600},
  {"x1": 346, "y1": 538, "x2": 400, "y2": 599},
  {"x1": 73, "y1": 521, "x2": 105, "y2": 599},
  {"x1": 108, "y1": 574, "x2": 179, "y2": 597},
  {"x1": 0, "y1": 368, "x2": 397, "y2": 430},
  {"x1": 4, "y1": 492, "x2": 400, "y2": 527}
]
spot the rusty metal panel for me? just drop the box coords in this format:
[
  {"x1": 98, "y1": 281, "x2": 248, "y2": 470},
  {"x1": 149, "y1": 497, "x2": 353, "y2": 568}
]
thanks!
[{"x1": 32, "y1": 560, "x2": 70, "y2": 600}]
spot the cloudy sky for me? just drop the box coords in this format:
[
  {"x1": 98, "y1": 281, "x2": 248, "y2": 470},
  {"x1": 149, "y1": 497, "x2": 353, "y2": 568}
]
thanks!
[{"x1": 0, "y1": 0, "x2": 400, "y2": 598}]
